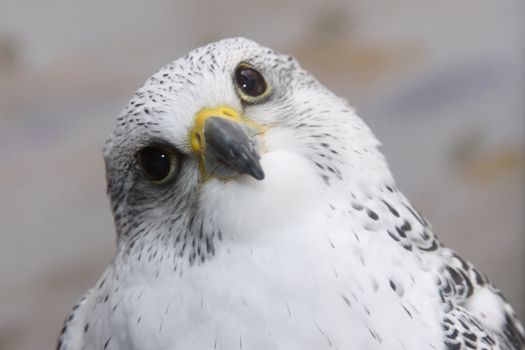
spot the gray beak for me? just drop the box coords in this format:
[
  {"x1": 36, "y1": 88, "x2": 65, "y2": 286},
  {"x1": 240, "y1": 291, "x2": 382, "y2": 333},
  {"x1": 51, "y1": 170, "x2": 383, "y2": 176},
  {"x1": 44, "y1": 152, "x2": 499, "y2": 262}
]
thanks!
[{"x1": 202, "y1": 116, "x2": 265, "y2": 180}]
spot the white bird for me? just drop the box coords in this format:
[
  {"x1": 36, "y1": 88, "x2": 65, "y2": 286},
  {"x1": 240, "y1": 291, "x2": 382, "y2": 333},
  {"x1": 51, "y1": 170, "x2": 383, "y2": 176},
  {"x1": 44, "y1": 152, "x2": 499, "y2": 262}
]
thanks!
[{"x1": 57, "y1": 38, "x2": 524, "y2": 350}]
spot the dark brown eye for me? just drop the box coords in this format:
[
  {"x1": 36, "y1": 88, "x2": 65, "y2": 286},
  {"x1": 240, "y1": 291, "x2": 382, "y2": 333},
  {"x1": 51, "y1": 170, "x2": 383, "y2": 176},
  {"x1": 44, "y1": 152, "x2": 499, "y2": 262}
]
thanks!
[
  {"x1": 136, "y1": 146, "x2": 177, "y2": 183},
  {"x1": 234, "y1": 63, "x2": 269, "y2": 101}
]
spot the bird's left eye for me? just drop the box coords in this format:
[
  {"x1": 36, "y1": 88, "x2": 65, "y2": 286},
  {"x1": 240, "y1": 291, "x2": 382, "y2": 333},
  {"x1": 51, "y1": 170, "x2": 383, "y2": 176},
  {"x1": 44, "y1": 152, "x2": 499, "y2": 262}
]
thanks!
[
  {"x1": 136, "y1": 146, "x2": 178, "y2": 184},
  {"x1": 234, "y1": 63, "x2": 270, "y2": 102}
]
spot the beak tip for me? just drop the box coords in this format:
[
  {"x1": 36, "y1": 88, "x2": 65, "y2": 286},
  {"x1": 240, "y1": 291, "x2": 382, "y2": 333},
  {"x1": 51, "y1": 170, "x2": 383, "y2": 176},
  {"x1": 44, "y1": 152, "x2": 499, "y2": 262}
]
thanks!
[
  {"x1": 252, "y1": 171, "x2": 265, "y2": 181},
  {"x1": 246, "y1": 163, "x2": 265, "y2": 181}
]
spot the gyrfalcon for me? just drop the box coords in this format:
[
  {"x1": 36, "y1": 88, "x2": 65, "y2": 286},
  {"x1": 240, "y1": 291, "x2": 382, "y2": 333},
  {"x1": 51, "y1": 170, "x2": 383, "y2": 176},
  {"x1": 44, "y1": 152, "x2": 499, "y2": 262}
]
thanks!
[{"x1": 57, "y1": 38, "x2": 524, "y2": 350}]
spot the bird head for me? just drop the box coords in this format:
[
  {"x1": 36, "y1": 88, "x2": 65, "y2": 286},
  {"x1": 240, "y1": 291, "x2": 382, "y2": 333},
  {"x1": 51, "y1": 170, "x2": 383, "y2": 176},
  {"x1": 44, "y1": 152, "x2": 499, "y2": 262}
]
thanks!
[{"x1": 103, "y1": 38, "x2": 390, "y2": 263}]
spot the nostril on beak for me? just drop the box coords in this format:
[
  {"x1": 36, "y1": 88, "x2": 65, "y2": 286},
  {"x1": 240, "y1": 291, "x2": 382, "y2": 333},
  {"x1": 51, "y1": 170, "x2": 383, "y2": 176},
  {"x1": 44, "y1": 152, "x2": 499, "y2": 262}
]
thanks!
[{"x1": 195, "y1": 133, "x2": 202, "y2": 148}]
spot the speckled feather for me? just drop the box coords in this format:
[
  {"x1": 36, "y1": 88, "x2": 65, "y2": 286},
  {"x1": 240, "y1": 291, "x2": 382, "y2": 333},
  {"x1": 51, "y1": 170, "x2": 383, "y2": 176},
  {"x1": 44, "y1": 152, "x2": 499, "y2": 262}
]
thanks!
[{"x1": 57, "y1": 38, "x2": 524, "y2": 350}]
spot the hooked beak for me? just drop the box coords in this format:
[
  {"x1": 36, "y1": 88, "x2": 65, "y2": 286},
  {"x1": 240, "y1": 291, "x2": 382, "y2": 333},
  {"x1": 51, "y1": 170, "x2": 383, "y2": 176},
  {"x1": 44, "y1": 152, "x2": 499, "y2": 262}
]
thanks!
[{"x1": 190, "y1": 106, "x2": 266, "y2": 180}]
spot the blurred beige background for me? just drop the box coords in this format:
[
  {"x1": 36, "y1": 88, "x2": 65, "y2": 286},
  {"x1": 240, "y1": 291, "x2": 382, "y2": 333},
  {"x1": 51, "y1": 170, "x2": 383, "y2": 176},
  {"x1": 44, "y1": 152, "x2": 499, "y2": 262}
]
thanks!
[{"x1": 0, "y1": 0, "x2": 524, "y2": 349}]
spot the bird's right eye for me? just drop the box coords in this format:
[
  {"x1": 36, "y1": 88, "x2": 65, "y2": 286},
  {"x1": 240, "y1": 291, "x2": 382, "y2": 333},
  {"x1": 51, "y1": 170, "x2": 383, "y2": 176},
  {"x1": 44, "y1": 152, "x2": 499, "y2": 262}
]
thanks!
[{"x1": 136, "y1": 146, "x2": 178, "y2": 184}]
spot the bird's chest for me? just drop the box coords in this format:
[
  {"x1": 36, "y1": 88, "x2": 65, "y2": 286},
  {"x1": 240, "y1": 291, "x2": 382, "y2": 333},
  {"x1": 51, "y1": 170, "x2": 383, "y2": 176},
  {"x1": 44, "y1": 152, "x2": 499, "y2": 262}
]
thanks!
[{"x1": 98, "y1": 215, "x2": 444, "y2": 350}]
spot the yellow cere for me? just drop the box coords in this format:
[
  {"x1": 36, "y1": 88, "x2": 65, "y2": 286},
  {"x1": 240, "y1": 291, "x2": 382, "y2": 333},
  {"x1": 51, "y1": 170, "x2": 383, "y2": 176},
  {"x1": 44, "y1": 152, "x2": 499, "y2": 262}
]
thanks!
[{"x1": 190, "y1": 106, "x2": 267, "y2": 155}]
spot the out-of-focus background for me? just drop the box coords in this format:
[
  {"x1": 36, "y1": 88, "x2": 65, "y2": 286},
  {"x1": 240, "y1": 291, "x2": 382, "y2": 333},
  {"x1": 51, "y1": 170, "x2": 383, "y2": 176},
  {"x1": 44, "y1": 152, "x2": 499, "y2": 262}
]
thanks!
[{"x1": 0, "y1": 0, "x2": 523, "y2": 348}]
